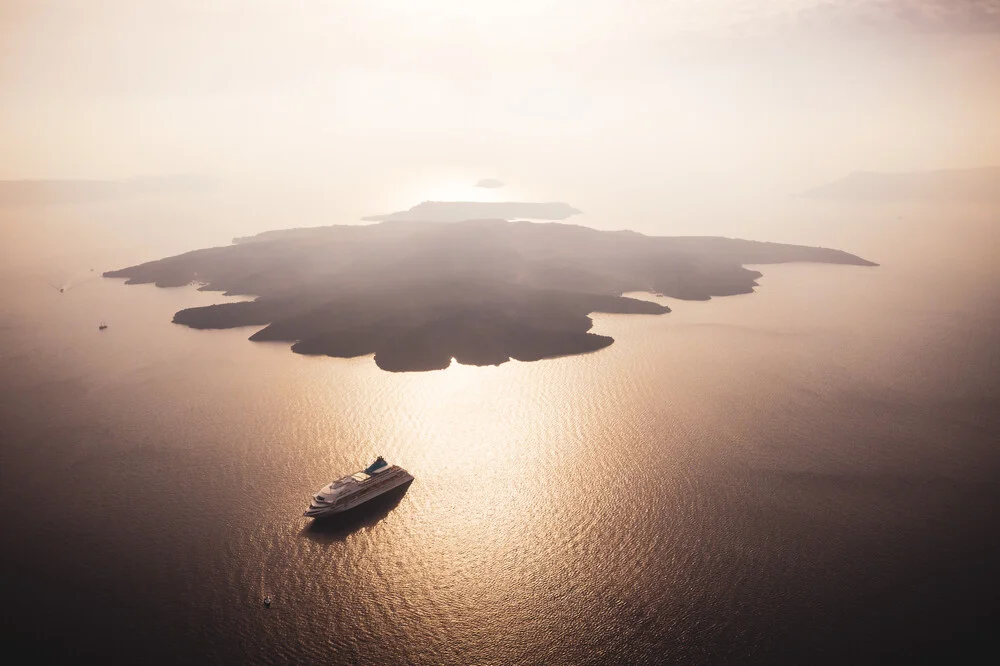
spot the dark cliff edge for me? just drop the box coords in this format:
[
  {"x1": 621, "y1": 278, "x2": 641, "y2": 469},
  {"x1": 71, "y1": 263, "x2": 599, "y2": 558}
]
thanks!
[{"x1": 105, "y1": 219, "x2": 876, "y2": 372}]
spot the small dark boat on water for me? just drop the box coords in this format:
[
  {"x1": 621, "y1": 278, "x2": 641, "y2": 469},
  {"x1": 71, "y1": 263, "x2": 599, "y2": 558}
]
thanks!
[{"x1": 98, "y1": 322, "x2": 108, "y2": 330}]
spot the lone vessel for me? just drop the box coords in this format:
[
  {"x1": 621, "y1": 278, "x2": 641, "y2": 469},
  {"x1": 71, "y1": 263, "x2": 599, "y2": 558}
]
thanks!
[
  {"x1": 304, "y1": 457, "x2": 413, "y2": 518},
  {"x1": 98, "y1": 322, "x2": 108, "y2": 330}
]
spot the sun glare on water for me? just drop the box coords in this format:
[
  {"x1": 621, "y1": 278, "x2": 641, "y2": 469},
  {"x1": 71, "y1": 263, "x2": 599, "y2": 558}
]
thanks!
[{"x1": 387, "y1": 175, "x2": 519, "y2": 212}]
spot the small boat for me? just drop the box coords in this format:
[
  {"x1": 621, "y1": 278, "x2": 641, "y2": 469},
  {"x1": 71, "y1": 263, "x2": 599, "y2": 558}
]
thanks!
[
  {"x1": 263, "y1": 595, "x2": 272, "y2": 608},
  {"x1": 98, "y1": 322, "x2": 108, "y2": 330}
]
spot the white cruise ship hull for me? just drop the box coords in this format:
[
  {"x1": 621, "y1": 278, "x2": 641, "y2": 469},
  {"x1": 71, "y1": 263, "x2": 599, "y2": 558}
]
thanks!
[{"x1": 304, "y1": 468, "x2": 413, "y2": 519}]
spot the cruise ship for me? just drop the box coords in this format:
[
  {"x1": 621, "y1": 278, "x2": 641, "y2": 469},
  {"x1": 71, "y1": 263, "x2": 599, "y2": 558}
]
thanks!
[{"x1": 303, "y1": 457, "x2": 413, "y2": 518}]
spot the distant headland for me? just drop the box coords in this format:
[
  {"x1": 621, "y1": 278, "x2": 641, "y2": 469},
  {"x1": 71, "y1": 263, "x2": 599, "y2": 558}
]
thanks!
[
  {"x1": 802, "y1": 166, "x2": 1000, "y2": 202},
  {"x1": 362, "y1": 201, "x2": 582, "y2": 222},
  {"x1": 105, "y1": 219, "x2": 876, "y2": 372},
  {"x1": 0, "y1": 175, "x2": 219, "y2": 208}
]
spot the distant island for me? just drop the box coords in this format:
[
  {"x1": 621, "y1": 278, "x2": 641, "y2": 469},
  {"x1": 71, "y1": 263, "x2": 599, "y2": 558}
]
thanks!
[
  {"x1": 0, "y1": 175, "x2": 219, "y2": 208},
  {"x1": 362, "y1": 201, "x2": 581, "y2": 222},
  {"x1": 802, "y1": 166, "x2": 1000, "y2": 201},
  {"x1": 105, "y1": 219, "x2": 876, "y2": 372},
  {"x1": 475, "y1": 178, "x2": 505, "y2": 188}
]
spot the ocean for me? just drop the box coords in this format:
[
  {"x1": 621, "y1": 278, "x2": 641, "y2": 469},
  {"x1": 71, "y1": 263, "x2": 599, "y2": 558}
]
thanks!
[{"x1": 1, "y1": 194, "x2": 998, "y2": 663}]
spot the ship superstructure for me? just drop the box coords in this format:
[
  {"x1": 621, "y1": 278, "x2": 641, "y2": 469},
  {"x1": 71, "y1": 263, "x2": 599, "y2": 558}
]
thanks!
[{"x1": 304, "y1": 457, "x2": 413, "y2": 518}]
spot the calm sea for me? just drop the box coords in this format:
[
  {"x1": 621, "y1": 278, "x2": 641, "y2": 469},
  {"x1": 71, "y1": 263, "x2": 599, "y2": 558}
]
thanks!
[{"x1": 1, "y1": 196, "x2": 998, "y2": 664}]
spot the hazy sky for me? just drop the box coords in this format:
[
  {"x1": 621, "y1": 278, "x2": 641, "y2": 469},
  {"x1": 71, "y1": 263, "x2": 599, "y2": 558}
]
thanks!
[{"x1": 3, "y1": 1, "x2": 1000, "y2": 196}]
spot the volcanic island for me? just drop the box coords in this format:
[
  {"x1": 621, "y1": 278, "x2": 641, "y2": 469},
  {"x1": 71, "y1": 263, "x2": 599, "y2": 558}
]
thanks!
[{"x1": 105, "y1": 212, "x2": 876, "y2": 372}]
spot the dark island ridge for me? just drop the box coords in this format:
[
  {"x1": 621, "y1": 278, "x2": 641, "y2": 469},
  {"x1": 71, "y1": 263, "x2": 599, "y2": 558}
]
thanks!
[{"x1": 105, "y1": 219, "x2": 876, "y2": 372}]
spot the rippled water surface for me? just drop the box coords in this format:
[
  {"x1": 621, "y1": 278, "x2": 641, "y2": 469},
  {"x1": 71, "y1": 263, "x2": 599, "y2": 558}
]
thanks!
[{"x1": 1, "y1": 201, "x2": 998, "y2": 663}]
